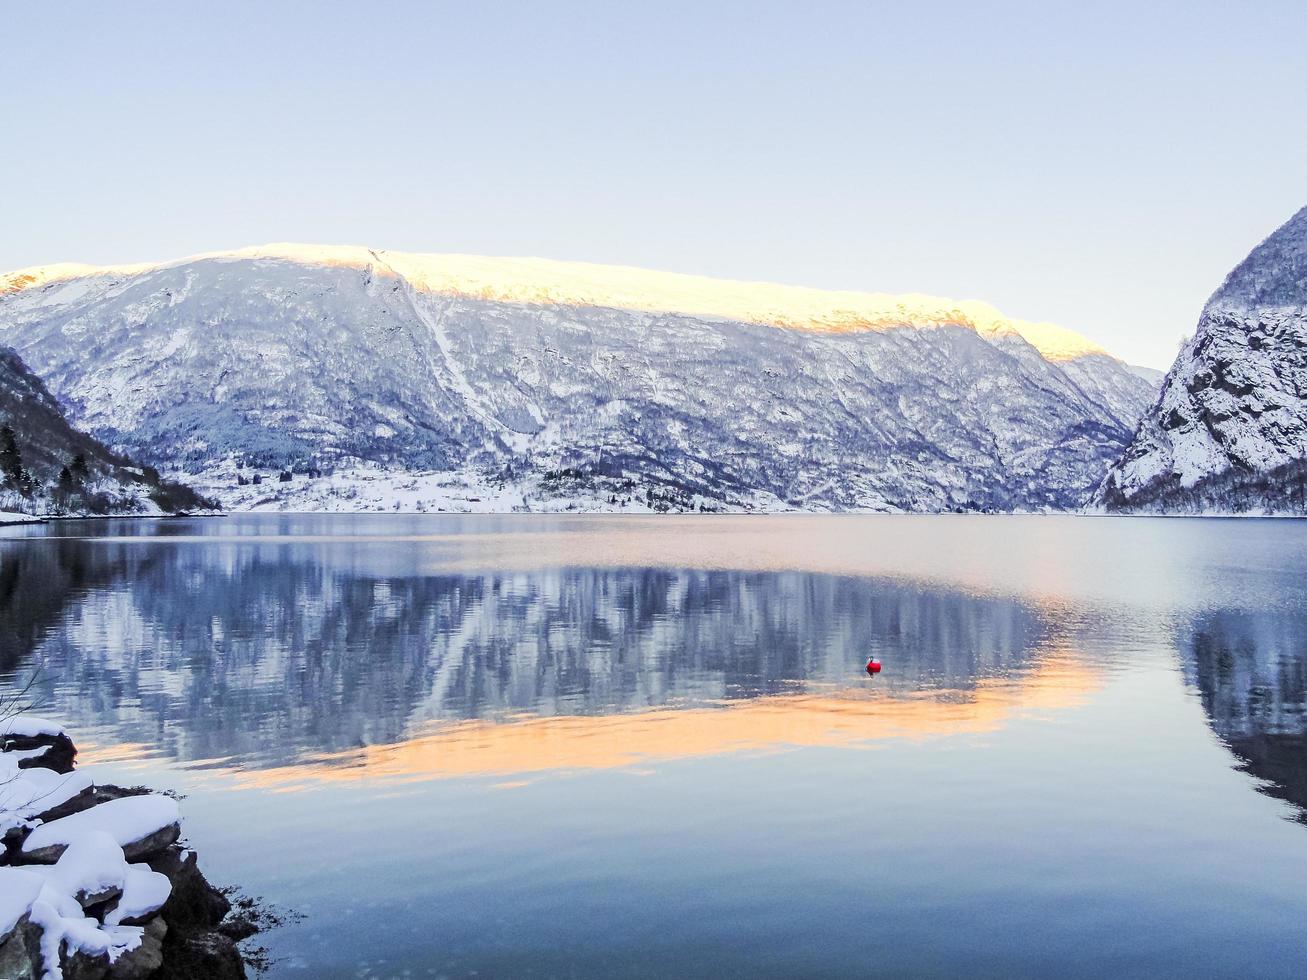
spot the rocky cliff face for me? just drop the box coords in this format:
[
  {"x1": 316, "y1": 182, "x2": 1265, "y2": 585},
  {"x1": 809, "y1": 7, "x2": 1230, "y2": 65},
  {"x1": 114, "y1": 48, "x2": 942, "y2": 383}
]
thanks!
[
  {"x1": 0, "y1": 246, "x2": 1157, "y2": 512},
  {"x1": 1098, "y1": 206, "x2": 1307, "y2": 513}
]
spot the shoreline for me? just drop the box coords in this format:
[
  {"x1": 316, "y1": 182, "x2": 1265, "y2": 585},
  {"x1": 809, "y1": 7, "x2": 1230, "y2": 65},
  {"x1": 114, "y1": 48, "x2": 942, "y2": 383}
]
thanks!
[
  {"x1": 5, "y1": 508, "x2": 1304, "y2": 522},
  {"x1": 1, "y1": 716, "x2": 262, "y2": 980},
  {"x1": 0, "y1": 512, "x2": 47, "y2": 527}
]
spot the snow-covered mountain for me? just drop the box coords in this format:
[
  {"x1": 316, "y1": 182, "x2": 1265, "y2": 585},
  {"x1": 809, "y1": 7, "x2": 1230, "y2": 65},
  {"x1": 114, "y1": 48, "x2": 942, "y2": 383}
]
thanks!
[
  {"x1": 1098, "y1": 206, "x2": 1307, "y2": 514},
  {"x1": 0, "y1": 245, "x2": 1158, "y2": 512},
  {"x1": 0, "y1": 345, "x2": 209, "y2": 516}
]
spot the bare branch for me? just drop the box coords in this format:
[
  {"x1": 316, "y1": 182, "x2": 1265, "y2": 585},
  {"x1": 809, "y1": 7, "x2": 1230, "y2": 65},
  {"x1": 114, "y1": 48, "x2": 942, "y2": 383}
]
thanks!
[{"x1": 0, "y1": 661, "x2": 46, "y2": 726}]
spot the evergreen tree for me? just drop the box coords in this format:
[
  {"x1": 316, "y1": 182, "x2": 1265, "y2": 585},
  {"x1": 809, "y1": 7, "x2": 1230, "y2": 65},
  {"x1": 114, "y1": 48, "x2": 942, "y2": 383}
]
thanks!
[
  {"x1": 0, "y1": 425, "x2": 22, "y2": 488},
  {"x1": 70, "y1": 453, "x2": 89, "y2": 485}
]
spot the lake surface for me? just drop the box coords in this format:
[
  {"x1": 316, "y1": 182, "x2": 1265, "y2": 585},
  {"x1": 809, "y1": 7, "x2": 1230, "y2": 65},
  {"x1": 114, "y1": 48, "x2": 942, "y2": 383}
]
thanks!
[{"x1": 3, "y1": 514, "x2": 1307, "y2": 978}]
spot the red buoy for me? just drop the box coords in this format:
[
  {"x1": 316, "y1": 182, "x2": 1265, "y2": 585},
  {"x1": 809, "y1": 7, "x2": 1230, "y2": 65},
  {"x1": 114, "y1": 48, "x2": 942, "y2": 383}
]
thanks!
[{"x1": 866, "y1": 658, "x2": 881, "y2": 674}]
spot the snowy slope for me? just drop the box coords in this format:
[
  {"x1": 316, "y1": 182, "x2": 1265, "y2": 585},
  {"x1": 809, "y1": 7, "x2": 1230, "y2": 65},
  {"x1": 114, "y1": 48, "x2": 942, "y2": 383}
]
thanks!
[
  {"x1": 0, "y1": 245, "x2": 1115, "y2": 362},
  {"x1": 0, "y1": 346, "x2": 209, "y2": 515},
  {"x1": 0, "y1": 245, "x2": 1158, "y2": 512},
  {"x1": 1097, "y1": 206, "x2": 1307, "y2": 513}
]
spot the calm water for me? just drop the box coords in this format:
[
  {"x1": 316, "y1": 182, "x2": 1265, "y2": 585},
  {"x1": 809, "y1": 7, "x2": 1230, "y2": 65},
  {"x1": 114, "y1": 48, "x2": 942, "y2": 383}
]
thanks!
[{"x1": 3, "y1": 514, "x2": 1307, "y2": 978}]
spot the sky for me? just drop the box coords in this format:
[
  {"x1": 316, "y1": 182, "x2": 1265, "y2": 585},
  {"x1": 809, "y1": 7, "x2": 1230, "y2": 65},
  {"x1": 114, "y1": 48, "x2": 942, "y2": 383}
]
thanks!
[{"x1": 2, "y1": 0, "x2": 1304, "y2": 369}]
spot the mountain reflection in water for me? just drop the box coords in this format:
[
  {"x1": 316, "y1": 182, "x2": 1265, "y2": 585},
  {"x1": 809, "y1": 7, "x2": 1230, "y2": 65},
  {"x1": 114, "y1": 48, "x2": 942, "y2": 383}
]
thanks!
[
  {"x1": 3, "y1": 515, "x2": 1307, "y2": 821},
  {"x1": 1186, "y1": 609, "x2": 1307, "y2": 823},
  {"x1": 0, "y1": 520, "x2": 1080, "y2": 780}
]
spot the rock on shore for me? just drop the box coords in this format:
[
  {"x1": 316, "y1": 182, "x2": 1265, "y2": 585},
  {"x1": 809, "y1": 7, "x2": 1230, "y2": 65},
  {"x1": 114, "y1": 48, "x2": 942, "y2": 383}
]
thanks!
[{"x1": 1, "y1": 715, "x2": 247, "y2": 980}]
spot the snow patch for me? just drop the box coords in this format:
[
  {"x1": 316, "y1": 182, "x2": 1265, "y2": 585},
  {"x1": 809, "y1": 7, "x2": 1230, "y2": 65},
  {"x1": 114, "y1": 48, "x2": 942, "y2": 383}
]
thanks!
[
  {"x1": 23, "y1": 795, "x2": 180, "y2": 857},
  {"x1": 2, "y1": 716, "x2": 66, "y2": 738},
  {"x1": 0, "y1": 868, "x2": 44, "y2": 934}
]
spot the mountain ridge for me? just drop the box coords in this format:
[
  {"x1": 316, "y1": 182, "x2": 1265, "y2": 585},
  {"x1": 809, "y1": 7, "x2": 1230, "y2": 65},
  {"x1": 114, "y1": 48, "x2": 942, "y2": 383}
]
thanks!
[
  {"x1": 0, "y1": 244, "x2": 1160, "y2": 514},
  {"x1": 1097, "y1": 205, "x2": 1307, "y2": 514},
  {"x1": 1, "y1": 243, "x2": 1135, "y2": 365}
]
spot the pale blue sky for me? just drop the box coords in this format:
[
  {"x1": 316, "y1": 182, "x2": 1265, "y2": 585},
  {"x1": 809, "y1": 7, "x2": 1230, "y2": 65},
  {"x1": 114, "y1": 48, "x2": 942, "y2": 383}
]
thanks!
[{"x1": 4, "y1": 0, "x2": 1304, "y2": 367}]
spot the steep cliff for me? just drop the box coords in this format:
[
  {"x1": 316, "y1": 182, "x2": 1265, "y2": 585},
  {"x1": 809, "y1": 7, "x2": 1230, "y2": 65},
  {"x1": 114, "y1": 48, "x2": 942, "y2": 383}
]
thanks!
[{"x1": 1099, "y1": 206, "x2": 1307, "y2": 513}]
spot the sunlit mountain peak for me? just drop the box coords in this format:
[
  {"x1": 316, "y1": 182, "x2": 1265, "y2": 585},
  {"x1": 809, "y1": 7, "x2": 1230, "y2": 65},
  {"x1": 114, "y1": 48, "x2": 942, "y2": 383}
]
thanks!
[{"x1": 3, "y1": 243, "x2": 1113, "y2": 364}]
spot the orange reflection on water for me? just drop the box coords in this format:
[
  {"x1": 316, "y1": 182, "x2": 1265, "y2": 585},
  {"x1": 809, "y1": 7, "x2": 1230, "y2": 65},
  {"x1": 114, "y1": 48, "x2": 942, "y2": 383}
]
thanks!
[
  {"x1": 228, "y1": 654, "x2": 1096, "y2": 793},
  {"x1": 75, "y1": 741, "x2": 166, "y2": 768}
]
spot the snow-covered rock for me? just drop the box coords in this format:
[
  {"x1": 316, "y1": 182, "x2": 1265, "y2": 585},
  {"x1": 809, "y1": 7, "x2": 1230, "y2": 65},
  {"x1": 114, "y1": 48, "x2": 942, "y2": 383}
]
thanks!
[
  {"x1": 1, "y1": 717, "x2": 66, "y2": 739},
  {"x1": 21, "y1": 796, "x2": 180, "y2": 864},
  {"x1": 0, "y1": 870, "x2": 45, "y2": 936},
  {"x1": 0, "y1": 718, "x2": 254, "y2": 980},
  {"x1": 41, "y1": 832, "x2": 129, "y2": 909},
  {"x1": 1, "y1": 720, "x2": 77, "y2": 775},
  {"x1": 0, "y1": 245, "x2": 1159, "y2": 512},
  {"x1": 103, "y1": 867, "x2": 172, "y2": 928},
  {"x1": 0, "y1": 738, "x2": 185, "y2": 980},
  {"x1": 1098, "y1": 206, "x2": 1307, "y2": 513},
  {"x1": 0, "y1": 870, "x2": 44, "y2": 980},
  {"x1": 0, "y1": 766, "x2": 94, "y2": 832},
  {"x1": 25, "y1": 886, "x2": 147, "y2": 980}
]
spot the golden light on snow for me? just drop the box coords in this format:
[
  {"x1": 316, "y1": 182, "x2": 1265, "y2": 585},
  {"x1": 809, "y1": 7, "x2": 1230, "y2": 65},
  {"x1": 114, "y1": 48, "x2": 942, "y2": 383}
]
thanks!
[{"x1": 1, "y1": 243, "x2": 1111, "y2": 363}]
